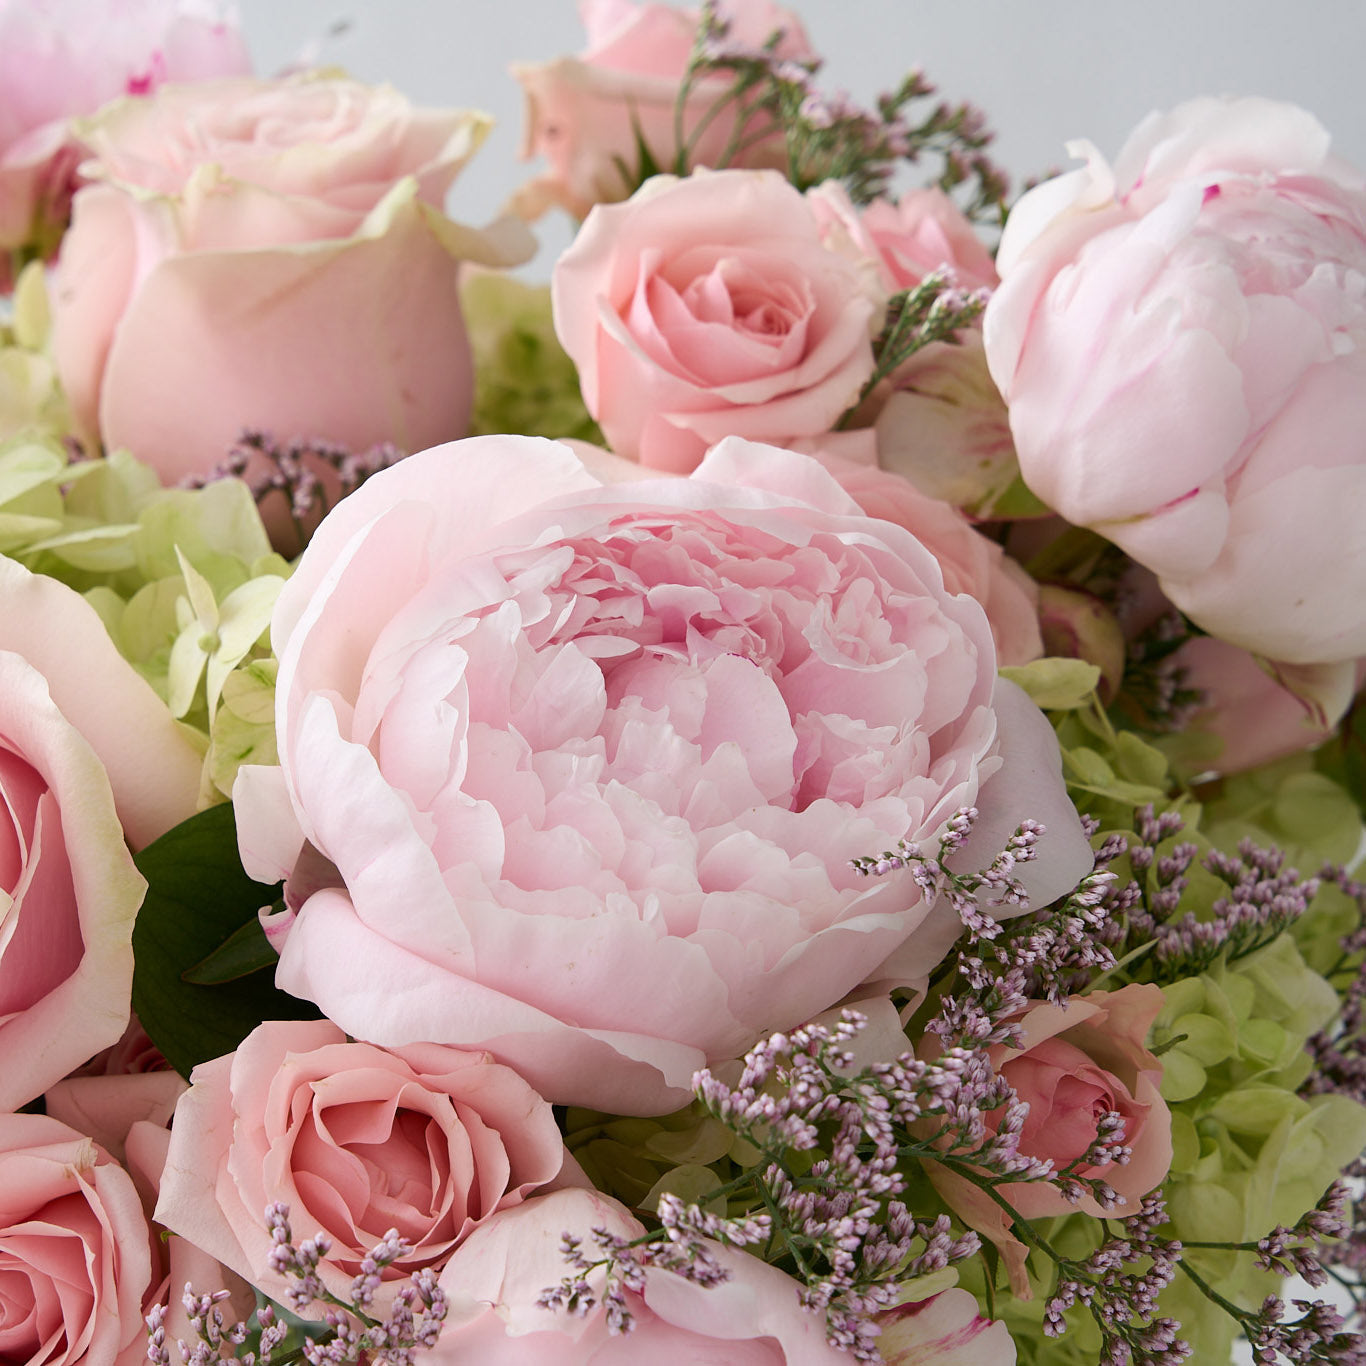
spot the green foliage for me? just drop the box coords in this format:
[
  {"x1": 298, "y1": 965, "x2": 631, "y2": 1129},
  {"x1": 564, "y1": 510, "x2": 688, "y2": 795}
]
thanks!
[
  {"x1": 999, "y1": 657, "x2": 1100, "y2": 712},
  {"x1": 461, "y1": 274, "x2": 602, "y2": 444},
  {"x1": 0, "y1": 437, "x2": 288, "y2": 786},
  {"x1": 131, "y1": 803, "x2": 320, "y2": 1078}
]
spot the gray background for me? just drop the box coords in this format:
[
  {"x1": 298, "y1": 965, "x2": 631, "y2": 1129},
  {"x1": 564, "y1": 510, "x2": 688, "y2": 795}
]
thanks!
[{"x1": 234, "y1": 0, "x2": 1366, "y2": 272}]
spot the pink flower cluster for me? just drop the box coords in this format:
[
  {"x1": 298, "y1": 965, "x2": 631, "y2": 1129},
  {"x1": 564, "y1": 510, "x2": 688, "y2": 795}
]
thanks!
[{"x1": 16, "y1": 3, "x2": 1366, "y2": 1363}]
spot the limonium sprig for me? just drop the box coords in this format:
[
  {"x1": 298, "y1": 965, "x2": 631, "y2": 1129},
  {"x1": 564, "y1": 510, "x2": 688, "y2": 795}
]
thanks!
[
  {"x1": 837, "y1": 270, "x2": 992, "y2": 422},
  {"x1": 1116, "y1": 609, "x2": 1208, "y2": 733},
  {"x1": 670, "y1": 2, "x2": 1010, "y2": 213},
  {"x1": 540, "y1": 807, "x2": 1363, "y2": 1362},
  {"x1": 541, "y1": 818, "x2": 1168, "y2": 1360},
  {"x1": 1298, "y1": 865, "x2": 1366, "y2": 1323},
  {"x1": 147, "y1": 1205, "x2": 448, "y2": 1366},
  {"x1": 180, "y1": 430, "x2": 402, "y2": 551}
]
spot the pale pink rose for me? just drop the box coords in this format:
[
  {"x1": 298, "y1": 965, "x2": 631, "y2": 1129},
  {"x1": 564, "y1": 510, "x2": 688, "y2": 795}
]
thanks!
[
  {"x1": 52, "y1": 73, "x2": 531, "y2": 490},
  {"x1": 0, "y1": 0, "x2": 250, "y2": 252},
  {"x1": 553, "y1": 168, "x2": 879, "y2": 472},
  {"x1": 809, "y1": 181, "x2": 998, "y2": 295},
  {"x1": 154, "y1": 1019, "x2": 570, "y2": 1309},
  {"x1": 46, "y1": 1069, "x2": 186, "y2": 1171},
  {"x1": 0, "y1": 1112, "x2": 156, "y2": 1366},
  {"x1": 511, "y1": 0, "x2": 811, "y2": 219},
  {"x1": 0, "y1": 557, "x2": 200, "y2": 1112},
  {"x1": 44, "y1": 1067, "x2": 256, "y2": 1348},
  {"x1": 815, "y1": 452, "x2": 1043, "y2": 666},
  {"x1": 434, "y1": 1187, "x2": 1011, "y2": 1364},
  {"x1": 985, "y1": 97, "x2": 1366, "y2": 666},
  {"x1": 929, "y1": 984, "x2": 1172, "y2": 1289},
  {"x1": 232, "y1": 434, "x2": 1093, "y2": 1114}
]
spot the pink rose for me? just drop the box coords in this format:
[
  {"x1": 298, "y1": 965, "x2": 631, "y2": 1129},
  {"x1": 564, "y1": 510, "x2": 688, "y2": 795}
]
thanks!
[
  {"x1": 984, "y1": 97, "x2": 1366, "y2": 666},
  {"x1": 0, "y1": 0, "x2": 249, "y2": 252},
  {"x1": 233, "y1": 434, "x2": 1093, "y2": 1114},
  {"x1": 511, "y1": 0, "x2": 812, "y2": 219},
  {"x1": 809, "y1": 181, "x2": 998, "y2": 295},
  {"x1": 815, "y1": 452, "x2": 1043, "y2": 666},
  {"x1": 69, "y1": 1016, "x2": 172, "y2": 1079},
  {"x1": 995, "y1": 986, "x2": 1171, "y2": 1219},
  {"x1": 0, "y1": 557, "x2": 200, "y2": 1111},
  {"x1": 929, "y1": 984, "x2": 1172, "y2": 1288},
  {"x1": 45, "y1": 1067, "x2": 257, "y2": 1349},
  {"x1": 154, "y1": 1020, "x2": 570, "y2": 1308},
  {"x1": 552, "y1": 168, "x2": 879, "y2": 472},
  {"x1": 52, "y1": 73, "x2": 532, "y2": 488},
  {"x1": 433, "y1": 1188, "x2": 1011, "y2": 1364},
  {"x1": 0, "y1": 1112, "x2": 155, "y2": 1366}
]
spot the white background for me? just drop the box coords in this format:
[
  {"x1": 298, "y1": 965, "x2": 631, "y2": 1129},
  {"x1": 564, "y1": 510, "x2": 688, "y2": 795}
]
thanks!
[{"x1": 234, "y1": 0, "x2": 1366, "y2": 274}]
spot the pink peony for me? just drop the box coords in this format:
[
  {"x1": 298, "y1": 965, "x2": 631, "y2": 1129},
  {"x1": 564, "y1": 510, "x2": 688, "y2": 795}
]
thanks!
[
  {"x1": 432, "y1": 1187, "x2": 1011, "y2": 1364},
  {"x1": 552, "y1": 168, "x2": 879, "y2": 473},
  {"x1": 0, "y1": 1112, "x2": 156, "y2": 1366},
  {"x1": 984, "y1": 97, "x2": 1366, "y2": 667},
  {"x1": 816, "y1": 452, "x2": 1043, "y2": 666},
  {"x1": 0, "y1": 557, "x2": 200, "y2": 1111},
  {"x1": 154, "y1": 1020, "x2": 570, "y2": 1309},
  {"x1": 52, "y1": 72, "x2": 531, "y2": 488},
  {"x1": 0, "y1": 0, "x2": 250, "y2": 252},
  {"x1": 233, "y1": 434, "x2": 1092, "y2": 1115},
  {"x1": 511, "y1": 0, "x2": 812, "y2": 220}
]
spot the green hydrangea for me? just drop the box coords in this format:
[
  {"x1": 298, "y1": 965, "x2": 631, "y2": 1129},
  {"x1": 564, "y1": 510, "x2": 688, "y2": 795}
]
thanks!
[
  {"x1": 462, "y1": 272, "x2": 602, "y2": 443},
  {"x1": 0, "y1": 433, "x2": 287, "y2": 795},
  {"x1": 0, "y1": 264, "x2": 69, "y2": 443}
]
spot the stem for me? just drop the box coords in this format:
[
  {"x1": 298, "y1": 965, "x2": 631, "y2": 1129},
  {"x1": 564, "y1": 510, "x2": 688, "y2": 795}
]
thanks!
[
  {"x1": 682, "y1": 78, "x2": 759, "y2": 168},
  {"x1": 1176, "y1": 1257, "x2": 1257, "y2": 1328},
  {"x1": 934, "y1": 1155, "x2": 1069, "y2": 1263},
  {"x1": 715, "y1": 114, "x2": 784, "y2": 166}
]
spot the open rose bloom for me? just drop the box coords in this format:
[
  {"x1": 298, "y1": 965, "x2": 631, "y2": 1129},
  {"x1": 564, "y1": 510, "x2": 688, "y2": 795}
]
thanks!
[
  {"x1": 928, "y1": 984, "x2": 1173, "y2": 1291},
  {"x1": 0, "y1": 1113, "x2": 156, "y2": 1366},
  {"x1": 154, "y1": 1020, "x2": 572, "y2": 1307},
  {"x1": 552, "y1": 169, "x2": 879, "y2": 472},
  {"x1": 234, "y1": 434, "x2": 1091, "y2": 1116},
  {"x1": 0, "y1": 558, "x2": 200, "y2": 1111}
]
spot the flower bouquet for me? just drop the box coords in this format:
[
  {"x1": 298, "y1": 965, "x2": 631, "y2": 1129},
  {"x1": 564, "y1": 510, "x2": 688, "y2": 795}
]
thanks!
[{"x1": 0, "y1": 2, "x2": 1363, "y2": 1363}]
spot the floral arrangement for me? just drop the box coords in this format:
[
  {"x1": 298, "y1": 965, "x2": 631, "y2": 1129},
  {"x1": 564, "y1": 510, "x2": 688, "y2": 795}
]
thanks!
[{"x1": 1, "y1": 2, "x2": 1364, "y2": 1364}]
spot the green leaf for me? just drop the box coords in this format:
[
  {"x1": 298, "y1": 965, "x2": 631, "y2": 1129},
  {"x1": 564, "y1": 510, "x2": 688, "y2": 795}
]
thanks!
[
  {"x1": 999, "y1": 657, "x2": 1099, "y2": 711},
  {"x1": 182, "y1": 913, "x2": 282, "y2": 984},
  {"x1": 132, "y1": 803, "x2": 320, "y2": 1077}
]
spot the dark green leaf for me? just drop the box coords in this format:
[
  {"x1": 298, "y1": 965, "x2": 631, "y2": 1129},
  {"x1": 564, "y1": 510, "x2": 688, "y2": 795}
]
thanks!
[
  {"x1": 1338, "y1": 696, "x2": 1366, "y2": 819},
  {"x1": 182, "y1": 910, "x2": 283, "y2": 984},
  {"x1": 132, "y1": 802, "x2": 321, "y2": 1078}
]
